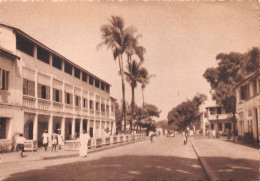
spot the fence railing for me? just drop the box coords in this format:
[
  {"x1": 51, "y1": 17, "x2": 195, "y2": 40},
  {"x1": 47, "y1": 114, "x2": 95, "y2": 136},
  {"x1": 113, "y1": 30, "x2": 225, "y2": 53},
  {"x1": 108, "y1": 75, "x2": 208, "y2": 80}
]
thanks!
[{"x1": 65, "y1": 133, "x2": 147, "y2": 151}]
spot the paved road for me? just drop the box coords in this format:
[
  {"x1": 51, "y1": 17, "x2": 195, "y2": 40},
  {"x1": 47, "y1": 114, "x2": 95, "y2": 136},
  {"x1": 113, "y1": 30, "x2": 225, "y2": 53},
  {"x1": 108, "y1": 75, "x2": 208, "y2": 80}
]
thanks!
[{"x1": 1, "y1": 135, "x2": 208, "y2": 181}]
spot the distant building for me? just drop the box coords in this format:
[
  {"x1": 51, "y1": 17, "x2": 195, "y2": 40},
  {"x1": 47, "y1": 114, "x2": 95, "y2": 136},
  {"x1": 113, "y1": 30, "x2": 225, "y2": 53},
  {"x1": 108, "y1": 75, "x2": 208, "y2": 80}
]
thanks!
[
  {"x1": 235, "y1": 69, "x2": 259, "y2": 144},
  {"x1": 199, "y1": 100, "x2": 233, "y2": 133},
  {"x1": 0, "y1": 24, "x2": 116, "y2": 150}
]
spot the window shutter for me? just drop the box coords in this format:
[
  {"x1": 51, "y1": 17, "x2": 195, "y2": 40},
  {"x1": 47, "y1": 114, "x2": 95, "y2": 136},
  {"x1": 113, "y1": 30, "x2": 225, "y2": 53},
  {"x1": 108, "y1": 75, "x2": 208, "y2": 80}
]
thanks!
[
  {"x1": 53, "y1": 88, "x2": 56, "y2": 101},
  {"x1": 31, "y1": 81, "x2": 35, "y2": 96},
  {"x1": 0, "y1": 69, "x2": 2, "y2": 90},
  {"x1": 23, "y1": 79, "x2": 28, "y2": 95},
  {"x1": 59, "y1": 90, "x2": 62, "y2": 103},
  {"x1": 46, "y1": 86, "x2": 50, "y2": 100},
  {"x1": 70, "y1": 94, "x2": 72, "y2": 105},
  {"x1": 5, "y1": 71, "x2": 9, "y2": 91},
  {"x1": 38, "y1": 84, "x2": 42, "y2": 98}
]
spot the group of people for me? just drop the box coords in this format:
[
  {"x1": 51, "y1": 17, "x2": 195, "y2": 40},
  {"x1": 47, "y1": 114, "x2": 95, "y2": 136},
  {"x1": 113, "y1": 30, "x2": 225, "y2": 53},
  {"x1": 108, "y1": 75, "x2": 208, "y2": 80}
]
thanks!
[{"x1": 42, "y1": 130, "x2": 64, "y2": 151}]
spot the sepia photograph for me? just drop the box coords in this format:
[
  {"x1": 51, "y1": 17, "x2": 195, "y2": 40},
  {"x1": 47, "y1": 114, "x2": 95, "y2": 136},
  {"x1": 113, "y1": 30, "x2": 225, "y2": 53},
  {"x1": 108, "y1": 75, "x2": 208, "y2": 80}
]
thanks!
[{"x1": 0, "y1": 1, "x2": 259, "y2": 180}]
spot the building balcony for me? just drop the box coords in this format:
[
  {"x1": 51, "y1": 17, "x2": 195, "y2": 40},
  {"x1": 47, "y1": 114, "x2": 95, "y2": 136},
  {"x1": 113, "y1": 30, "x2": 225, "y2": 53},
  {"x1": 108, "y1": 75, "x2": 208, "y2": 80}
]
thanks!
[
  {"x1": 53, "y1": 101, "x2": 63, "y2": 112},
  {"x1": 38, "y1": 98, "x2": 51, "y2": 110},
  {"x1": 65, "y1": 104, "x2": 74, "y2": 114},
  {"x1": 23, "y1": 95, "x2": 36, "y2": 109},
  {"x1": 95, "y1": 111, "x2": 101, "y2": 117},
  {"x1": 74, "y1": 106, "x2": 81, "y2": 115},
  {"x1": 101, "y1": 112, "x2": 105, "y2": 118},
  {"x1": 89, "y1": 109, "x2": 94, "y2": 116},
  {"x1": 208, "y1": 114, "x2": 229, "y2": 121}
]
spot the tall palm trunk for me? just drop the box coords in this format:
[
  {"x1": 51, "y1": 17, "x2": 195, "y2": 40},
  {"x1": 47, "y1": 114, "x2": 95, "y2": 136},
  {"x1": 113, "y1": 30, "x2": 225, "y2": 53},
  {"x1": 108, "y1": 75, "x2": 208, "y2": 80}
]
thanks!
[
  {"x1": 142, "y1": 86, "x2": 145, "y2": 107},
  {"x1": 130, "y1": 85, "x2": 135, "y2": 133},
  {"x1": 119, "y1": 55, "x2": 127, "y2": 134}
]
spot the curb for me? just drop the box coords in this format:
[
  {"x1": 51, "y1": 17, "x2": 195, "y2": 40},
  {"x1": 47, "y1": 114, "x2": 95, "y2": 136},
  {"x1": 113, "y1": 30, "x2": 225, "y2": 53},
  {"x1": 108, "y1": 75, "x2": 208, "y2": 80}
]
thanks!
[
  {"x1": 191, "y1": 140, "x2": 218, "y2": 181},
  {"x1": 3, "y1": 137, "x2": 149, "y2": 163}
]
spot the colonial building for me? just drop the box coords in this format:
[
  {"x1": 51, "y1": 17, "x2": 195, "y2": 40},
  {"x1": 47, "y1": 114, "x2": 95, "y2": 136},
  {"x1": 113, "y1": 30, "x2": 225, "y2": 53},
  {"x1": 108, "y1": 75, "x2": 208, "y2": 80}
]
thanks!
[
  {"x1": 0, "y1": 24, "x2": 116, "y2": 149},
  {"x1": 199, "y1": 100, "x2": 233, "y2": 133},
  {"x1": 235, "y1": 69, "x2": 259, "y2": 144},
  {"x1": 205, "y1": 105, "x2": 233, "y2": 133}
]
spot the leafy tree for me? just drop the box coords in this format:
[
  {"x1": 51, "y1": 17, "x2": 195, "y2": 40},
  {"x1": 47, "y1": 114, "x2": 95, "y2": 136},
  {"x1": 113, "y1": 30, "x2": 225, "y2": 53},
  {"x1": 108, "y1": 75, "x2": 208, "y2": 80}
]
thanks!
[
  {"x1": 203, "y1": 47, "x2": 259, "y2": 128},
  {"x1": 167, "y1": 93, "x2": 207, "y2": 131},
  {"x1": 98, "y1": 16, "x2": 137, "y2": 134}
]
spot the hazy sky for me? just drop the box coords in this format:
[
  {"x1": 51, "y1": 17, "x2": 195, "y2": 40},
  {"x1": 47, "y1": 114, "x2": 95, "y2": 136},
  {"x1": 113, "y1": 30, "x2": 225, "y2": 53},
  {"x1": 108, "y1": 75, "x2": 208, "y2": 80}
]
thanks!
[{"x1": 1, "y1": 1, "x2": 258, "y2": 120}]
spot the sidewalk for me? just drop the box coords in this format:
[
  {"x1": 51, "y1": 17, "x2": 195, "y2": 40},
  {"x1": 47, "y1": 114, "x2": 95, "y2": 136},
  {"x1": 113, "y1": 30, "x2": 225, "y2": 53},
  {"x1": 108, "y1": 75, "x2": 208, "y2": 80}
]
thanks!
[
  {"x1": 0, "y1": 138, "x2": 148, "y2": 164},
  {"x1": 191, "y1": 136, "x2": 259, "y2": 181}
]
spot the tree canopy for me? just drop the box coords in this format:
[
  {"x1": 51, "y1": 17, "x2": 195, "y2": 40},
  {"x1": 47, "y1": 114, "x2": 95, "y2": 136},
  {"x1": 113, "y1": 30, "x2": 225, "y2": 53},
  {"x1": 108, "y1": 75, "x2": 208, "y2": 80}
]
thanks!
[
  {"x1": 167, "y1": 93, "x2": 207, "y2": 131},
  {"x1": 203, "y1": 47, "x2": 259, "y2": 122}
]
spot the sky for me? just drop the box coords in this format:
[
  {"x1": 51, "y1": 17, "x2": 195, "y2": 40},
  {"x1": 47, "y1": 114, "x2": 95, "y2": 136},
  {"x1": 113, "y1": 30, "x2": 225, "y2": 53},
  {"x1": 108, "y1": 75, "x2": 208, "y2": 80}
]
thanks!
[{"x1": 0, "y1": 1, "x2": 258, "y2": 120}]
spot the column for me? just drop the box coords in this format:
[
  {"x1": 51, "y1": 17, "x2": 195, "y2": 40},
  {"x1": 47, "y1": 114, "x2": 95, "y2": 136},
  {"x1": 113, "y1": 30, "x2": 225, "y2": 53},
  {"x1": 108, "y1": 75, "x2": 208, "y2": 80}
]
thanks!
[
  {"x1": 87, "y1": 118, "x2": 90, "y2": 134},
  {"x1": 61, "y1": 117, "x2": 65, "y2": 141},
  {"x1": 62, "y1": 80, "x2": 65, "y2": 111},
  {"x1": 99, "y1": 120, "x2": 102, "y2": 137},
  {"x1": 72, "y1": 118, "x2": 75, "y2": 139},
  {"x1": 222, "y1": 123, "x2": 225, "y2": 132},
  {"x1": 48, "y1": 115, "x2": 53, "y2": 147},
  {"x1": 112, "y1": 121, "x2": 116, "y2": 135},
  {"x1": 50, "y1": 75, "x2": 53, "y2": 110},
  {"x1": 35, "y1": 69, "x2": 38, "y2": 108},
  {"x1": 33, "y1": 113, "x2": 38, "y2": 148},
  {"x1": 80, "y1": 118, "x2": 83, "y2": 134},
  {"x1": 93, "y1": 120, "x2": 96, "y2": 138}
]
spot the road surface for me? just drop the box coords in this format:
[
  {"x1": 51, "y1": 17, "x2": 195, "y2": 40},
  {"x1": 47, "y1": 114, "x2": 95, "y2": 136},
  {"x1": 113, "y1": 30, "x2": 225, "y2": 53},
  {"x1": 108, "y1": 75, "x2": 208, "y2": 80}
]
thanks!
[{"x1": 1, "y1": 135, "x2": 208, "y2": 181}]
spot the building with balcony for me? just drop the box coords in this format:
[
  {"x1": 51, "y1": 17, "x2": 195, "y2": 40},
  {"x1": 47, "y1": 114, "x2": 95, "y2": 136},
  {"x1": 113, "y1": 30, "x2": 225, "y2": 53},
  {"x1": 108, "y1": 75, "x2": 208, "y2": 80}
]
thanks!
[
  {"x1": 235, "y1": 69, "x2": 259, "y2": 143},
  {"x1": 199, "y1": 99, "x2": 233, "y2": 133},
  {"x1": 0, "y1": 24, "x2": 116, "y2": 150}
]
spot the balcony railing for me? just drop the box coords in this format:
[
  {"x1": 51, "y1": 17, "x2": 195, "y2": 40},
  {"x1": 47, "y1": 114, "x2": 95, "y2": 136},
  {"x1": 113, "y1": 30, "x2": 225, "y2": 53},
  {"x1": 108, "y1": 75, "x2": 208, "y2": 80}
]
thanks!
[
  {"x1": 208, "y1": 114, "x2": 229, "y2": 120},
  {"x1": 23, "y1": 95, "x2": 36, "y2": 108},
  {"x1": 75, "y1": 106, "x2": 81, "y2": 114},
  {"x1": 101, "y1": 112, "x2": 105, "y2": 118},
  {"x1": 95, "y1": 111, "x2": 100, "y2": 117},
  {"x1": 65, "y1": 104, "x2": 74, "y2": 114},
  {"x1": 38, "y1": 99, "x2": 51, "y2": 110},
  {"x1": 89, "y1": 109, "x2": 94, "y2": 116},
  {"x1": 53, "y1": 102, "x2": 63, "y2": 112}
]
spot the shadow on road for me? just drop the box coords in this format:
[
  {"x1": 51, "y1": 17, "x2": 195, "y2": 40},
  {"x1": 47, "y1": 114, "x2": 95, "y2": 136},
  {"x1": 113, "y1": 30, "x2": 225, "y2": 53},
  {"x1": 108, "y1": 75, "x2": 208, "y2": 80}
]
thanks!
[
  {"x1": 4, "y1": 153, "x2": 258, "y2": 181},
  {"x1": 5, "y1": 155, "x2": 208, "y2": 181}
]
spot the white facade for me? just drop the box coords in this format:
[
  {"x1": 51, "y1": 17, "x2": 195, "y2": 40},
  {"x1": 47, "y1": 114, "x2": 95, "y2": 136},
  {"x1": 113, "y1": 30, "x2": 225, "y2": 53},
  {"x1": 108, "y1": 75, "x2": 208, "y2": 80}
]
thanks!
[
  {"x1": 199, "y1": 100, "x2": 232, "y2": 133},
  {"x1": 0, "y1": 24, "x2": 116, "y2": 149},
  {"x1": 236, "y1": 70, "x2": 260, "y2": 143}
]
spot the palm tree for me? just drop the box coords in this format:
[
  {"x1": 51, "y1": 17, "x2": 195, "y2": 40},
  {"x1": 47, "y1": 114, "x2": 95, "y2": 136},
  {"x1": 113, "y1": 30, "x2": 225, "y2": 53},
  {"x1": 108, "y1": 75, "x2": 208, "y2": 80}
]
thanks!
[
  {"x1": 141, "y1": 72, "x2": 155, "y2": 107},
  {"x1": 97, "y1": 16, "x2": 136, "y2": 133},
  {"x1": 124, "y1": 60, "x2": 147, "y2": 133}
]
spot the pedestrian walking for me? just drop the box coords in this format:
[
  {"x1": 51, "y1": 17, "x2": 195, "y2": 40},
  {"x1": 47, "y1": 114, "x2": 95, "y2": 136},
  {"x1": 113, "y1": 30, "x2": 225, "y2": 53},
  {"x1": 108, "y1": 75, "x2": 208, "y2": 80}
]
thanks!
[
  {"x1": 51, "y1": 131, "x2": 58, "y2": 152},
  {"x1": 185, "y1": 130, "x2": 189, "y2": 144},
  {"x1": 57, "y1": 131, "x2": 63, "y2": 150},
  {"x1": 79, "y1": 130, "x2": 90, "y2": 157},
  {"x1": 149, "y1": 132, "x2": 154, "y2": 142},
  {"x1": 42, "y1": 130, "x2": 48, "y2": 151},
  {"x1": 183, "y1": 131, "x2": 187, "y2": 145},
  {"x1": 16, "y1": 133, "x2": 26, "y2": 158}
]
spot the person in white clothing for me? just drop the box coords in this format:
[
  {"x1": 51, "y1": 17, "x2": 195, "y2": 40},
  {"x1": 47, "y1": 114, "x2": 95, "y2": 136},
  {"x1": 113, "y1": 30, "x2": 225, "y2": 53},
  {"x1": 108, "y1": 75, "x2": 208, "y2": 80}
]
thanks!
[
  {"x1": 79, "y1": 130, "x2": 90, "y2": 157},
  {"x1": 16, "y1": 134, "x2": 26, "y2": 158},
  {"x1": 42, "y1": 130, "x2": 48, "y2": 151}
]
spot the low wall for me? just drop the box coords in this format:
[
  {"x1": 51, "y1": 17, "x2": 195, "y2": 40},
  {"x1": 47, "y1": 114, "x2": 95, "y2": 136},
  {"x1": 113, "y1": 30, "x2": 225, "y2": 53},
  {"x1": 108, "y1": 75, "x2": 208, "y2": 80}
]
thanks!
[{"x1": 65, "y1": 133, "x2": 147, "y2": 151}]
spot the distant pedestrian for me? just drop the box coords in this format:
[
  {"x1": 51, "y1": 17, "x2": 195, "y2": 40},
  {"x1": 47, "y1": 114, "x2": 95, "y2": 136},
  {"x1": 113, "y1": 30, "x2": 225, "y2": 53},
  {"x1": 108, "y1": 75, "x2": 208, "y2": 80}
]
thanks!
[
  {"x1": 149, "y1": 132, "x2": 154, "y2": 142},
  {"x1": 51, "y1": 131, "x2": 58, "y2": 152},
  {"x1": 185, "y1": 130, "x2": 189, "y2": 143},
  {"x1": 80, "y1": 130, "x2": 90, "y2": 157},
  {"x1": 57, "y1": 131, "x2": 63, "y2": 150},
  {"x1": 16, "y1": 134, "x2": 26, "y2": 158},
  {"x1": 183, "y1": 132, "x2": 187, "y2": 145},
  {"x1": 42, "y1": 130, "x2": 48, "y2": 151}
]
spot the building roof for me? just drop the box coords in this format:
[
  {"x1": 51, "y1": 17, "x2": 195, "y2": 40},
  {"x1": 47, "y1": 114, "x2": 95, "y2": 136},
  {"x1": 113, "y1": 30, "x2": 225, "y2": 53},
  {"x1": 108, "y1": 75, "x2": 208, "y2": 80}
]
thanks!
[
  {"x1": 0, "y1": 47, "x2": 20, "y2": 60},
  {"x1": 0, "y1": 23, "x2": 111, "y2": 86},
  {"x1": 235, "y1": 69, "x2": 259, "y2": 89}
]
